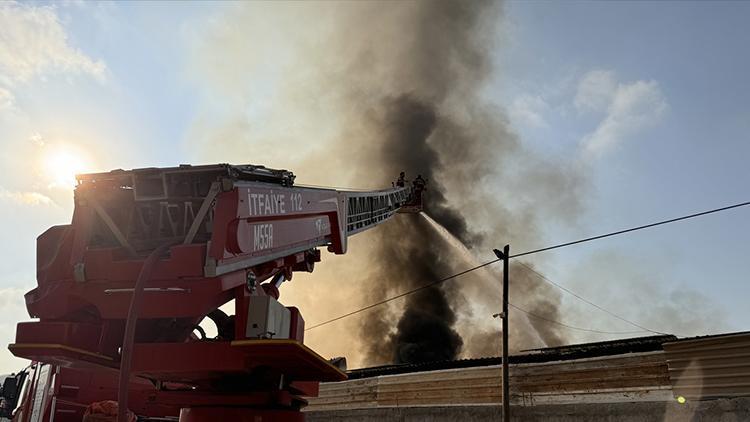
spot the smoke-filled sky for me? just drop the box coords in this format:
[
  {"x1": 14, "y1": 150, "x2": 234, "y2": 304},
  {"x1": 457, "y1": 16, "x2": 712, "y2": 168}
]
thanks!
[{"x1": 1, "y1": 1, "x2": 749, "y2": 373}]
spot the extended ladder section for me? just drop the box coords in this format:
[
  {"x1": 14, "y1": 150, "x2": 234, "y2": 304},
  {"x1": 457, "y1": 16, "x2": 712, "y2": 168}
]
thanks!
[
  {"x1": 70, "y1": 164, "x2": 417, "y2": 278},
  {"x1": 344, "y1": 188, "x2": 411, "y2": 235}
]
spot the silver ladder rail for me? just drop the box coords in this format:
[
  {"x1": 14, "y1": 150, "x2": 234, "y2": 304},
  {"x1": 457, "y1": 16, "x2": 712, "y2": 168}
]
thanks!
[{"x1": 344, "y1": 187, "x2": 411, "y2": 235}]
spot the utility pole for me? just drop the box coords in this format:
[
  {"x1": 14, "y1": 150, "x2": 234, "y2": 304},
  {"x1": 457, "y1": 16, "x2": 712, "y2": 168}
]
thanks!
[{"x1": 493, "y1": 245, "x2": 510, "y2": 422}]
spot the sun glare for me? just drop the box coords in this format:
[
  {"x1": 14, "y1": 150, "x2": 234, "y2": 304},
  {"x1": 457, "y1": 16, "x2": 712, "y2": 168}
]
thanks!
[{"x1": 43, "y1": 147, "x2": 90, "y2": 189}]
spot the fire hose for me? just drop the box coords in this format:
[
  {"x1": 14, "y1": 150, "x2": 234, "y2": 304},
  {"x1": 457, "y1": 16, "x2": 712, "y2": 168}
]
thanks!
[{"x1": 117, "y1": 243, "x2": 173, "y2": 422}]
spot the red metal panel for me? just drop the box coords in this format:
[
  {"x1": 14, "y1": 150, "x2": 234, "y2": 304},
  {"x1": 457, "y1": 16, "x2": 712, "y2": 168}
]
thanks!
[
  {"x1": 228, "y1": 215, "x2": 332, "y2": 255},
  {"x1": 15, "y1": 322, "x2": 101, "y2": 353},
  {"x1": 288, "y1": 306, "x2": 305, "y2": 343},
  {"x1": 208, "y1": 188, "x2": 239, "y2": 261},
  {"x1": 81, "y1": 244, "x2": 206, "y2": 281},
  {"x1": 129, "y1": 340, "x2": 346, "y2": 383},
  {"x1": 12, "y1": 364, "x2": 181, "y2": 421},
  {"x1": 208, "y1": 185, "x2": 345, "y2": 276}
]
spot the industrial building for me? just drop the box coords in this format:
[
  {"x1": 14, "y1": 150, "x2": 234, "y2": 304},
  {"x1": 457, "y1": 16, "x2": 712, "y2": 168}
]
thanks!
[{"x1": 306, "y1": 331, "x2": 750, "y2": 421}]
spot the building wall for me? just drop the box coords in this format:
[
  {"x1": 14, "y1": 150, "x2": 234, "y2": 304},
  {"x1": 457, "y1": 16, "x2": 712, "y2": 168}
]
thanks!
[
  {"x1": 306, "y1": 352, "x2": 671, "y2": 411},
  {"x1": 664, "y1": 332, "x2": 750, "y2": 400},
  {"x1": 307, "y1": 397, "x2": 750, "y2": 422}
]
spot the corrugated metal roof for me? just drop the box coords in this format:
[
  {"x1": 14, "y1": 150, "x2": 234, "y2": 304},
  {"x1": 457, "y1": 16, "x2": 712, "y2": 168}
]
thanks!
[
  {"x1": 347, "y1": 334, "x2": 676, "y2": 379},
  {"x1": 664, "y1": 331, "x2": 750, "y2": 400}
]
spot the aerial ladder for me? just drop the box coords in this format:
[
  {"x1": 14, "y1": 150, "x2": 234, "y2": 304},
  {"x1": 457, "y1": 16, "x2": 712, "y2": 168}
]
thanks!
[{"x1": 4, "y1": 164, "x2": 424, "y2": 422}]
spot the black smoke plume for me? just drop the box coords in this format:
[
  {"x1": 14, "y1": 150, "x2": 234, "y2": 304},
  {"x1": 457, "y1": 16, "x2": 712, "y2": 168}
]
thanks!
[
  {"x1": 188, "y1": 0, "x2": 584, "y2": 365},
  {"x1": 361, "y1": 96, "x2": 475, "y2": 363}
]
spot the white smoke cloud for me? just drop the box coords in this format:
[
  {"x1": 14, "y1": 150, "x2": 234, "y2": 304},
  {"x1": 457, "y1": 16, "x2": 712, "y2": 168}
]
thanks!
[
  {"x1": 579, "y1": 73, "x2": 668, "y2": 158},
  {"x1": 0, "y1": 0, "x2": 107, "y2": 123},
  {"x1": 0, "y1": 188, "x2": 55, "y2": 206},
  {"x1": 574, "y1": 70, "x2": 617, "y2": 114},
  {"x1": 0, "y1": 2, "x2": 107, "y2": 85},
  {"x1": 509, "y1": 93, "x2": 549, "y2": 128}
]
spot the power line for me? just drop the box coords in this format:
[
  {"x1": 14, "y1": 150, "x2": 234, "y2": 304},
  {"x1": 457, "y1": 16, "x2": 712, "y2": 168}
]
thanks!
[
  {"x1": 515, "y1": 261, "x2": 670, "y2": 335},
  {"x1": 305, "y1": 259, "x2": 499, "y2": 330},
  {"x1": 507, "y1": 200, "x2": 750, "y2": 260},
  {"x1": 306, "y1": 199, "x2": 750, "y2": 331},
  {"x1": 508, "y1": 303, "x2": 648, "y2": 335}
]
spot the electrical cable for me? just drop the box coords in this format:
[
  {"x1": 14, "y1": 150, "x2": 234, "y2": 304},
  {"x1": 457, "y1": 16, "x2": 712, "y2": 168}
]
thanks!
[
  {"x1": 305, "y1": 199, "x2": 750, "y2": 331},
  {"x1": 507, "y1": 302, "x2": 649, "y2": 335},
  {"x1": 507, "y1": 200, "x2": 750, "y2": 260},
  {"x1": 514, "y1": 261, "x2": 671, "y2": 335},
  {"x1": 306, "y1": 260, "x2": 499, "y2": 330}
]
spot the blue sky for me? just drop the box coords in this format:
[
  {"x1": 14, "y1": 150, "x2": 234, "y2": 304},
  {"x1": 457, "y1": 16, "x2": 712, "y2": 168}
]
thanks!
[
  {"x1": 0, "y1": 1, "x2": 748, "y2": 372},
  {"x1": 492, "y1": 1, "x2": 750, "y2": 340}
]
